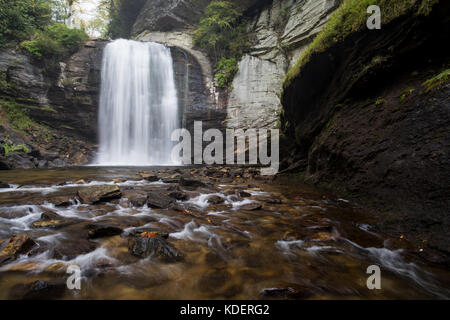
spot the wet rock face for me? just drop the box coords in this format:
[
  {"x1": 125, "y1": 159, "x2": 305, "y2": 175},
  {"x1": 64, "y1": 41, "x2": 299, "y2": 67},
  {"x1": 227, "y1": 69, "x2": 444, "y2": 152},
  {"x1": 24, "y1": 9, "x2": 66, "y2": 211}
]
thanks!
[
  {"x1": 77, "y1": 185, "x2": 122, "y2": 204},
  {"x1": 0, "y1": 234, "x2": 36, "y2": 265},
  {"x1": 33, "y1": 39, "x2": 108, "y2": 143},
  {"x1": 87, "y1": 223, "x2": 123, "y2": 239},
  {"x1": 0, "y1": 39, "x2": 108, "y2": 169},
  {"x1": 226, "y1": 0, "x2": 341, "y2": 132},
  {"x1": 11, "y1": 280, "x2": 67, "y2": 300},
  {"x1": 129, "y1": 235, "x2": 183, "y2": 262},
  {"x1": 147, "y1": 192, "x2": 174, "y2": 209},
  {"x1": 132, "y1": 0, "x2": 211, "y2": 35},
  {"x1": 280, "y1": 2, "x2": 450, "y2": 257}
]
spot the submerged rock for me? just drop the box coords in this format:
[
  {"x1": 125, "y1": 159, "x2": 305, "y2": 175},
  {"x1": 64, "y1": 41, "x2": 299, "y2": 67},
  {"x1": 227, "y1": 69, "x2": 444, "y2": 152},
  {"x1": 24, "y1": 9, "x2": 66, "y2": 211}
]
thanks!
[
  {"x1": 147, "y1": 192, "x2": 174, "y2": 209},
  {"x1": 77, "y1": 185, "x2": 122, "y2": 204},
  {"x1": 10, "y1": 280, "x2": 66, "y2": 300},
  {"x1": 129, "y1": 235, "x2": 183, "y2": 262},
  {"x1": 259, "y1": 287, "x2": 304, "y2": 299}
]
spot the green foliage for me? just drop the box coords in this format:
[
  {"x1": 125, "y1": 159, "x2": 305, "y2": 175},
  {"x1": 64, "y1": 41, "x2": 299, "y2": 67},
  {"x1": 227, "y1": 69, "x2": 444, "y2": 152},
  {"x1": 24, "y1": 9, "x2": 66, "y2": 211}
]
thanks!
[
  {"x1": 194, "y1": 1, "x2": 250, "y2": 88},
  {"x1": 20, "y1": 23, "x2": 87, "y2": 59},
  {"x1": 2, "y1": 143, "x2": 29, "y2": 156},
  {"x1": 283, "y1": 0, "x2": 441, "y2": 90},
  {"x1": 422, "y1": 69, "x2": 450, "y2": 92},
  {"x1": 0, "y1": 0, "x2": 53, "y2": 46},
  {"x1": 1, "y1": 99, "x2": 37, "y2": 133},
  {"x1": 214, "y1": 57, "x2": 238, "y2": 88}
]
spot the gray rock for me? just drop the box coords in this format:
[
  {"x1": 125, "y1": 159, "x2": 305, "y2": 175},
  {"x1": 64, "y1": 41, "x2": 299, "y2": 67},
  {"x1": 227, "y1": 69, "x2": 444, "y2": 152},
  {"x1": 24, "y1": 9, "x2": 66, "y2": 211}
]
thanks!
[
  {"x1": 147, "y1": 192, "x2": 174, "y2": 209},
  {"x1": 77, "y1": 185, "x2": 122, "y2": 204}
]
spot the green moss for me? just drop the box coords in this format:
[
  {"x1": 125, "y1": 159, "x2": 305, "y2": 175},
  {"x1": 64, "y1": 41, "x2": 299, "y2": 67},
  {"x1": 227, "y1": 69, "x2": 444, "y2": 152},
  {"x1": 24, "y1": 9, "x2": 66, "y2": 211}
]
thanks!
[
  {"x1": 60, "y1": 125, "x2": 74, "y2": 130},
  {"x1": 400, "y1": 88, "x2": 415, "y2": 100},
  {"x1": 283, "y1": 0, "x2": 440, "y2": 90},
  {"x1": 375, "y1": 98, "x2": 386, "y2": 106},
  {"x1": 41, "y1": 106, "x2": 57, "y2": 113},
  {"x1": 422, "y1": 69, "x2": 450, "y2": 92},
  {"x1": 2, "y1": 144, "x2": 29, "y2": 156}
]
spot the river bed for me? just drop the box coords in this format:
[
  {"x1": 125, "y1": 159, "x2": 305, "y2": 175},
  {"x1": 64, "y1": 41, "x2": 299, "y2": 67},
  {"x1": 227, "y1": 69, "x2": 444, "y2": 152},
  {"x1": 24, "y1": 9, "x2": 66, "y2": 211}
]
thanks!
[{"x1": 0, "y1": 166, "x2": 449, "y2": 299}]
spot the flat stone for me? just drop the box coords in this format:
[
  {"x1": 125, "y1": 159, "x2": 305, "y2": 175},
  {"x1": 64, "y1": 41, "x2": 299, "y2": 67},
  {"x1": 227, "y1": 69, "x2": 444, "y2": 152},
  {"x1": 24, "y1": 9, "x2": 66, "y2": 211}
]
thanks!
[
  {"x1": 77, "y1": 185, "x2": 121, "y2": 204},
  {"x1": 240, "y1": 202, "x2": 262, "y2": 211}
]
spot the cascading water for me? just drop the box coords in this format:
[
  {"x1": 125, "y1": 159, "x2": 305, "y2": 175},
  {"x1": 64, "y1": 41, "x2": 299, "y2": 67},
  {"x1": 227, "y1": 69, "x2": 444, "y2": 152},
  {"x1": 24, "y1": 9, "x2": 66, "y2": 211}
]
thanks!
[{"x1": 96, "y1": 39, "x2": 179, "y2": 165}]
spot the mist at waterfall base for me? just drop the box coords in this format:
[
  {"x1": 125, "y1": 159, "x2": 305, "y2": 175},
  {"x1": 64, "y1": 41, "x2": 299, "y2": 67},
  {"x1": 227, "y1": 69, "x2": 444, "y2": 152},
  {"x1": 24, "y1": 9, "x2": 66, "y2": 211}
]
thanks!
[{"x1": 95, "y1": 39, "x2": 180, "y2": 166}]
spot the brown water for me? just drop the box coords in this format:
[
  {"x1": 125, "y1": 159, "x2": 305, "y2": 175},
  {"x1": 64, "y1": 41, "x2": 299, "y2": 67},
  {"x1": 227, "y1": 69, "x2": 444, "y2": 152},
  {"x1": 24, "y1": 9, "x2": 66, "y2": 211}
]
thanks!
[{"x1": 0, "y1": 167, "x2": 449, "y2": 299}]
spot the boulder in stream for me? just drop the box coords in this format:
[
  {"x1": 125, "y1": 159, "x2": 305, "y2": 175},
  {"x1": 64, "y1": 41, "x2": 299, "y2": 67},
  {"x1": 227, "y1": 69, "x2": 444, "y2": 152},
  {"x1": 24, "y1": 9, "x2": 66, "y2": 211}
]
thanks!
[
  {"x1": 240, "y1": 202, "x2": 262, "y2": 211},
  {"x1": 0, "y1": 234, "x2": 37, "y2": 265},
  {"x1": 87, "y1": 223, "x2": 123, "y2": 239},
  {"x1": 179, "y1": 176, "x2": 206, "y2": 188},
  {"x1": 77, "y1": 185, "x2": 122, "y2": 204},
  {"x1": 147, "y1": 192, "x2": 174, "y2": 209},
  {"x1": 129, "y1": 235, "x2": 183, "y2": 262},
  {"x1": 31, "y1": 210, "x2": 78, "y2": 229}
]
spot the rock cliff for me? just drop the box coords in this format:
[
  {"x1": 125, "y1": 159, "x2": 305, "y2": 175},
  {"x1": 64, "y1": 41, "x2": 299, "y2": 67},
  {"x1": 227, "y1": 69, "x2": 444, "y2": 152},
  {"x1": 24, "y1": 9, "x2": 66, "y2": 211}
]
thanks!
[
  {"x1": 0, "y1": 39, "x2": 107, "y2": 169},
  {"x1": 280, "y1": 1, "x2": 450, "y2": 263}
]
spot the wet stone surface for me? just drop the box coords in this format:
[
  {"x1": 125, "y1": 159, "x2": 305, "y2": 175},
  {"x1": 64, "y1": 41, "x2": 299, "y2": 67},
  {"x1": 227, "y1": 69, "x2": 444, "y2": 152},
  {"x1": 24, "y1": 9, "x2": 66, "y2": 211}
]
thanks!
[{"x1": 0, "y1": 166, "x2": 449, "y2": 299}]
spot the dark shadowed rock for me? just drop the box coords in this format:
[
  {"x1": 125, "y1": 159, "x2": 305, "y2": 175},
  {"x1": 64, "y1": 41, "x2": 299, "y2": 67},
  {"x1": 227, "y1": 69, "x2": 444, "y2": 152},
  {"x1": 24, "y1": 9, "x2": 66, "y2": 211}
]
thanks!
[
  {"x1": 129, "y1": 236, "x2": 183, "y2": 262},
  {"x1": 147, "y1": 192, "x2": 174, "y2": 209},
  {"x1": 0, "y1": 181, "x2": 10, "y2": 188},
  {"x1": 207, "y1": 195, "x2": 225, "y2": 204},
  {"x1": 10, "y1": 280, "x2": 66, "y2": 300},
  {"x1": 239, "y1": 191, "x2": 252, "y2": 198},
  {"x1": 87, "y1": 223, "x2": 123, "y2": 239},
  {"x1": 168, "y1": 191, "x2": 188, "y2": 201},
  {"x1": 77, "y1": 185, "x2": 121, "y2": 204},
  {"x1": 180, "y1": 176, "x2": 206, "y2": 188},
  {"x1": 259, "y1": 287, "x2": 304, "y2": 299}
]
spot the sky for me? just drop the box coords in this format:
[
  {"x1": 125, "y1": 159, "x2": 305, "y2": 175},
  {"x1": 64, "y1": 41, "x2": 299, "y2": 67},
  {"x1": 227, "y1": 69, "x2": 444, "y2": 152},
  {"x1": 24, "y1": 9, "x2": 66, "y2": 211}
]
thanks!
[{"x1": 73, "y1": 0, "x2": 103, "y2": 36}]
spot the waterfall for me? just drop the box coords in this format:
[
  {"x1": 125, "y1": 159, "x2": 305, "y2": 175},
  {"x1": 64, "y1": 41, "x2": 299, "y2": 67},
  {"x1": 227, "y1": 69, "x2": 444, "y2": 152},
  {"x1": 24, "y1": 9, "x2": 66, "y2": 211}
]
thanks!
[{"x1": 96, "y1": 39, "x2": 179, "y2": 166}]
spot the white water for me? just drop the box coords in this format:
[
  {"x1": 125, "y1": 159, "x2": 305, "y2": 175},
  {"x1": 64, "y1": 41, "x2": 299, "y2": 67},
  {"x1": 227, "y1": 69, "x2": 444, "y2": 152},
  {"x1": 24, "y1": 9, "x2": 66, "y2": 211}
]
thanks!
[{"x1": 96, "y1": 39, "x2": 179, "y2": 165}]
